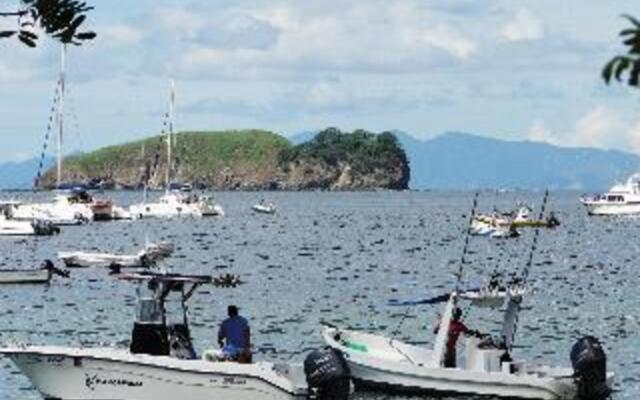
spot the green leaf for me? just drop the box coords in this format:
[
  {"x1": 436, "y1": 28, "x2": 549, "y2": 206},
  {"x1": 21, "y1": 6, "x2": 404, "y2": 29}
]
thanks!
[
  {"x1": 19, "y1": 30, "x2": 38, "y2": 40},
  {"x1": 614, "y1": 57, "x2": 631, "y2": 81},
  {"x1": 620, "y1": 28, "x2": 639, "y2": 37},
  {"x1": 18, "y1": 34, "x2": 37, "y2": 47},
  {"x1": 75, "y1": 31, "x2": 96, "y2": 40},
  {"x1": 603, "y1": 58, "x2": 620, "y2": 83},
  {"x1": 622, "y1": 14, "x2": 640, "y2": 28}
]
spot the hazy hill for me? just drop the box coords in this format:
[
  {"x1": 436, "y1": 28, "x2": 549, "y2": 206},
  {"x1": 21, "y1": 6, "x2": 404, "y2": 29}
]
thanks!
[
  {"x1": 402, "y1": 132, "x2": 640, "y2": 190},
  {"x1": 0, "y1": 156, "x2": 53, "y2": 190}
]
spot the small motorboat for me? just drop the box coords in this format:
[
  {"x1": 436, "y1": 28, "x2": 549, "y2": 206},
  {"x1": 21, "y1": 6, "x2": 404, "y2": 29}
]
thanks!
[
  {"x1": 470, "y1": 215, "x2": 519, "y2": 238},
  {"x1": 0, "y1": 272, "x2": 351, "y2": 400},
  {"x1": 252, "y1": 201, "x2": 276, "y2": 215},
  {"x1": 129, "y1": 192, "x2": 224, "y2": 219},
  {"x1": 0, "y1": 260, "x2": 69, "y2": 284},
  {"x1": 323, "y1": 285, "x2": 614, "y2": 400},
  {"x1": 0, "y1": 215, "x2": 60, "y2": 236},
  {"x1": 58, "y1": 242, "x2": 174, "y2": 269}
]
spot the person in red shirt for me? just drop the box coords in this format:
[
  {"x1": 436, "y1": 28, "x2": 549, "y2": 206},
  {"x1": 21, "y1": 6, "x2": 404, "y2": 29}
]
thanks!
[{"x1": 435, "y1": 307, "x2": 470, "y2": 368}]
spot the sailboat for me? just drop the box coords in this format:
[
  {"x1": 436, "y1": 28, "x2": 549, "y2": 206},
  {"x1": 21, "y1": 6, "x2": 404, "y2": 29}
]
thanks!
[
  {"x1": 9, "y1": 45, "x2": 118, "y2": 225},
  {"x1": 128, "y1": 81, "x2": 224, "y2": 219}
]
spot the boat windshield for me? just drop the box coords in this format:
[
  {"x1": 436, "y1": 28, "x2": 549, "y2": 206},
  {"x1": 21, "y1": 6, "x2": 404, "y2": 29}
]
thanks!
[{"x1": 136, "y1": 298, "x2": 163, "y2": 324}]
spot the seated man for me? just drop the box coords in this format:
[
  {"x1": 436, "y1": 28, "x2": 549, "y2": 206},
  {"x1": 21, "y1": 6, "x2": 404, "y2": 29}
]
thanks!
[
  {"x1": 218, "y1": 305, "x2": 252, "y2": 363},
  {"x1": 434, "y1": 307, "x2": 472, "y2": 368}
]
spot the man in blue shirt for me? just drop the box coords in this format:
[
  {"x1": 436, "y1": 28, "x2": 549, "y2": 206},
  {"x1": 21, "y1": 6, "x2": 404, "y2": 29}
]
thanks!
[{"x1": 218, "y1": 305, "x2": 251, "y2": 363}]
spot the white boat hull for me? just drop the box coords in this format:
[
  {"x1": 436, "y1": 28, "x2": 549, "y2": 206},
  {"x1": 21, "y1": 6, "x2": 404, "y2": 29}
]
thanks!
[
  {"x1": 323, "y1": 327, "x2": 589, "y2": 400},
  {"x1": 58, "y1": 252, "x2": 144, "y2": 268},
  {"x1": 252, "y1": 204, "x2": 276, "y2": 214},
  {"x1": 0, "y1": 219, "x2": 38, "y2": 236},
  {"x1": 1, "y1": 346, "x2": 307, "y2": 400},
  {"x1": 582, "y1": 202, "x2": 640, "y2": 215},
  {"x1": 0, "y1": 269, "x2": 50, "y2": 284}
]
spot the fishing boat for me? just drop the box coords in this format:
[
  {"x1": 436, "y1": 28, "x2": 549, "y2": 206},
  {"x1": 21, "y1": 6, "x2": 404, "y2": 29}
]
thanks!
[
  {"x1": 0, "y1": 260, "x2": 69, "y2": 284},
  {"x1": 252, "y1": 201, "x2": 276, "y2": 215},
  {"x1": 324, "y1": 192, "x2": 613, "y2": 400},
  {"x1": 323, "y1": 285, "x2": 613, "y2": 400},
  {"x1": 128, "y1": 81, "x2": 224, "y2": 219},
  {"x1": 58, "y1": 242, "x2": 174, "y2": 269},
  {"x1": 0, "y1": 272, "x2": 350, "y2": 400},
  {"x1": 580, "y1": 173, "x2": 640, "y2": 215}
]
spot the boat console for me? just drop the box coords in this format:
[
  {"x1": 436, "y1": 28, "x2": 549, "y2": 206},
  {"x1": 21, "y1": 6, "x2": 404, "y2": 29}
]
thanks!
[{"x1": 118, "y1": 272, "x2": 242, "y2": 360}]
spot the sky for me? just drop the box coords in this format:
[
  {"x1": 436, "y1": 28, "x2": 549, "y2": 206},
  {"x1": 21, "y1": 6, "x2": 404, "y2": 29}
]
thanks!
[{"x1": 1, "y1": 0, "x2": 640, "y2": 162}]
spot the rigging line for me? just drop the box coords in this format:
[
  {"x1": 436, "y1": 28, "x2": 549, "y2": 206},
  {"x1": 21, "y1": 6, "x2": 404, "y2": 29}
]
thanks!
[{"x1": 34, "y1": 79, "x2": 62, "y2": 190}]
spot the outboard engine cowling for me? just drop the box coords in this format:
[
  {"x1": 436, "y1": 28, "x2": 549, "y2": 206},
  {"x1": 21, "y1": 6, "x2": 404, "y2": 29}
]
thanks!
[
  {"x1": 304, "y1": 347, "x2": 350, "y2": 400},
  {"x1": 570, "y1": 336, "x2": 610, "y2": 400}
]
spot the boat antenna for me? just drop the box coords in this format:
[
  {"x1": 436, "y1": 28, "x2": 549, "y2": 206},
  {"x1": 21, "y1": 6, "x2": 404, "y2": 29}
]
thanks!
[
  {"x1": 56, "y1": 44, "x2": 66, "y2": 190},
  {"x1": 507, "y1": 189, "x2": 549, "y2": 348},
  {"x1": 165, "y1": 79, "x2": 175, "y2": 195}
]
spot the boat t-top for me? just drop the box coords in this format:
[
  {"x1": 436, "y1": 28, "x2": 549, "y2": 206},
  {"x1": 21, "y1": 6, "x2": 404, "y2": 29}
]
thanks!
[
  {"x1": 323, "y1": 283, "x2": 613, "y2": 399},
  {"x1": 0, "y1": 271, "x2": 350, "y2": 400},
  {"x1": 128, "y1": 81, "x2": 224, "y2": 219},
  {"x1": 580, "y1": 173, "x2": 640, "y2": 215}
]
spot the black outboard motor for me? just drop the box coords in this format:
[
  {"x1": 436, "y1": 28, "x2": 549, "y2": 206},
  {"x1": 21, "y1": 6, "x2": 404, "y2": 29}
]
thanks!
[
  {"x1": 304, "y1": 347, "x2": 350, "y2": 400},
  {"x1": 570, "y1": 336, "x2": 610, "y2": 400}
]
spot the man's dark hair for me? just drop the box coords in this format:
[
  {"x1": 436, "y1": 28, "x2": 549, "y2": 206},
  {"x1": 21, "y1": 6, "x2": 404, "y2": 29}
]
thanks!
[
  {"x1": 453, "y1": 308, "x2": 463, "y2": 320},
  {"x1": 228, "y1": 305, "x2": 239, "y2": 317}
]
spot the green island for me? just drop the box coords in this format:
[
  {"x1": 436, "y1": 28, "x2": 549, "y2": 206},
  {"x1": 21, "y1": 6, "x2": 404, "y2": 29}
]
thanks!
[{"x1": 41, "y1": 128, "x2": 410, "y2": 191}]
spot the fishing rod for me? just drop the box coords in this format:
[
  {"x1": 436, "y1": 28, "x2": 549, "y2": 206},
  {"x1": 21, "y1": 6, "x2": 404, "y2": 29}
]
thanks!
[
  {"x1": 455, "y1": 191, "x2": 480, "y2": 293},
  {"x1": 507, "y1": 189, "x2": 550, "y2": 349},
  {"x1": 388, "y1": 192, "x2": 480, "y2": 342}
]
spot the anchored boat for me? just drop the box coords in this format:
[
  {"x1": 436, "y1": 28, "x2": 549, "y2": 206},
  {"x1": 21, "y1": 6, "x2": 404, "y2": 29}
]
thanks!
[
  {"x1": 580, "y1": 173, "x2": 640, "y2": 215},
  {"x1": 252, "y1": 201, "x2": 276, "y2": 215},
  {"x1": 0, "y1": 260, "x2": 69, "y2": 284},
  {"x1": 323, "y1": 286, "x2": 614, "y2": 399},
  {"x1": 128, "y1": 81, "x2": 224, "y2": 219},
  {"x1": 0, "y1": 272, "x2": 350, "y2": 400},
  {"x1": 58, "y1": 242, "x2": 174, "y2": 269}
]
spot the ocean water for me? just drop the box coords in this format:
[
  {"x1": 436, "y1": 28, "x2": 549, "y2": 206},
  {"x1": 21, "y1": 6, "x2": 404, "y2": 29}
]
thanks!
[{"x1": 0, "y1": 190, "x2": 637, "y2": 399}]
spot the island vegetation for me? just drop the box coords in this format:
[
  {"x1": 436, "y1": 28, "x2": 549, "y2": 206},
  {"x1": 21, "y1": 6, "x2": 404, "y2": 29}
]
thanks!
[{"x1": 41, "y1": 128, "x2": 410, "y2": 191}]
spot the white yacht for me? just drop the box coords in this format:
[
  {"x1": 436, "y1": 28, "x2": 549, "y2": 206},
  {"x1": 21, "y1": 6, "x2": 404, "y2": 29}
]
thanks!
[
  {"x1": 323, "y1": 285, "x2": 614, "y2": 400},
  {"x1": 0, "y1": 272, "x2": 350, "y2": 400},
  {"x1": 580, "y1": 173, "x2": 640, "y2": 215},
  {"x1": 128, "y1": 81, "x2": 224, "y2": 219}
]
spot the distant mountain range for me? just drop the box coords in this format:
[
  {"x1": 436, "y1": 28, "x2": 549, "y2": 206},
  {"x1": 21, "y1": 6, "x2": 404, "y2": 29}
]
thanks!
[
  {"x1": 0, "y1": 156, "x2": 53, "y2": 190},
  {"x1": 393, "y1": 131, "x2": 640, "y2": 190}
]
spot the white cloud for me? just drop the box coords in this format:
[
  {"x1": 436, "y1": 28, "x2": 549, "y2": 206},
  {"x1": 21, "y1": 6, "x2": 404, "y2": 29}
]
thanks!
[
  {"x1": 100, "y1": 24, "x2": 145, "y2": 45},
  {"x1": 527, "y1": 121, "x2": 556, "y2": 144},
  {"x1": 419, "y1": 25, "x2": 477, "y2": 60},
  {"x1": 500, "y1": 8, "x2": 544, "y2": 42},
  {"x1": 574, "y1": 106, "x2": 622, "y2": 148},
  {"x1": 625, "y1": 121, "x2": 640, "y2": 153}
]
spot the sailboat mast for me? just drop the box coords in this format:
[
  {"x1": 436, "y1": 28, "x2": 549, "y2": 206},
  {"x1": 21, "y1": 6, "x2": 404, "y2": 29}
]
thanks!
[
  {"x1": 57, "y1": 44, "x2": 66, "y2": 189},
  {"x1": 166, "y1": 80, "x2": 175, "y2": 193}
]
